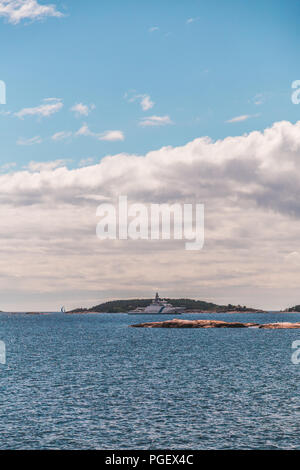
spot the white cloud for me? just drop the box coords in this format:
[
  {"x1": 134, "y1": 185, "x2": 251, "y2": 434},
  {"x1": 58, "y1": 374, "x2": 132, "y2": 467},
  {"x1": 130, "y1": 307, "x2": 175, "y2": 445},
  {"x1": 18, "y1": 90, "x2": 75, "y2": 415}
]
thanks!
[
  {"x1": 285, "y1": 251, "x2": 300, "y2": 264},
  {"x1": 76, "y1": 123, "x2": 91, "y2": 137},
  {"x1": 15, "y1": 98, "x2": 63, "y2": 119},
  {"x1": 43, "y1": 97, "x2": 61, "y2": 102},
  {"x1": 17, "y1": 135, "x2": 42, "y2": 145},
  {"x1": 26, "y1": 159, "x2": 68, "y2": 172},
  {"x1": 125, "y1": 91, "x2": 155, "y2": 111},
  {"x1": 0, "y1": 0, "x2": 64, "y2": 24},
  {"x1": 139, "y1": 115, "x2": 173, "y2": 127},
  {"x1": 226, "y1": 113, "x2": 260, "y2": 123},
  {"x1": 70, "y1": 103, "x2": 95, "y2": 117},
  {"x1": 149, "y1": 26, "x2": 159, "y2": 32},
  {"x1": 186, "y1": 17, "x2": 199, "y2": 24},
  {"x1": 76, "y1": 124, "x2": 124, "y2": 141},
  {"x1": 99, "y1": 130, "x2": 124, "y2": 142},
  {"x1": 52, "y1": 131, "x2": 72, "y2": 141},
  {"x1": 253, "y1": 93, "x2": 264, "y2": 106}
]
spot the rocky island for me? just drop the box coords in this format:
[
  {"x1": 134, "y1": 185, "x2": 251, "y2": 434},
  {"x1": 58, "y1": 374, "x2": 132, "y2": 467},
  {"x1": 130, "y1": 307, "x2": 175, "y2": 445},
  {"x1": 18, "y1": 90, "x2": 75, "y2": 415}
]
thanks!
[{"x1": 130, "y1": 318, "x2": 300, "y2": 329}]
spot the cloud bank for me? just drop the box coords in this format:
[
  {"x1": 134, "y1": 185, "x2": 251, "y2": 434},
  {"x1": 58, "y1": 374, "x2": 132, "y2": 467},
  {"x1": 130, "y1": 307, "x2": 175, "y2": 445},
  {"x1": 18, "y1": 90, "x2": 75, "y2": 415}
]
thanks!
[
  {"x1": 2, "y1": 120, "x2": 300, "y2": 310},
  {"x1": 125, "y1": 91, "x2": 155, "y2": 111},
  {"x1": 76, "y1": 124, "x2": 124, "y2": 142}
]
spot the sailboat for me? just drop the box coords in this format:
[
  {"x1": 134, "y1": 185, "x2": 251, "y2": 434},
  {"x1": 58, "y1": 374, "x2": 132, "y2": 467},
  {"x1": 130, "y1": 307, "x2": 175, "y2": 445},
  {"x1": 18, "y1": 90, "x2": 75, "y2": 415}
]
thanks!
[{"x1": 61, "y1": 306, "x2": 66, "y2": 313}]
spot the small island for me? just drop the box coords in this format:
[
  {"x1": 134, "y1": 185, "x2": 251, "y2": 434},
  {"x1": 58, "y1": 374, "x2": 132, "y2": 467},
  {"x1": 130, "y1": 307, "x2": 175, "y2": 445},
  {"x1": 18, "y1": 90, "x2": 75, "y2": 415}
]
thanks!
[{"x1": 130, "y1": 318, "x2": 300, "y2": 329}]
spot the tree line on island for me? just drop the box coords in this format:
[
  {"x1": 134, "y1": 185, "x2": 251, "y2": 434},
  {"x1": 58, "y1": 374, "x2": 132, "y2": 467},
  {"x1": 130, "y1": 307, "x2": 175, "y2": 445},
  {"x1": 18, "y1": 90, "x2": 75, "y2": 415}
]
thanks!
[
  {"x1": 68, "y1": 298, "x2": 265, "y2": 314},
  {"x1": 286, "y1": 305, "x2": 300, "y2": 312}
]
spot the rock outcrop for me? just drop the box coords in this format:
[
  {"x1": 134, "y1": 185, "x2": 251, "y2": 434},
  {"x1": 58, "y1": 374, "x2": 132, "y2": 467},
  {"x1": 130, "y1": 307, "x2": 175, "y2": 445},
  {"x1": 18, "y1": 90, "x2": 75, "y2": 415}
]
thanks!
[
  {"x1": 259, "y1": 322, "x2": 300, "y2": 329},
  {"x1": 130, "y1": 318, "x2": 300, "y2": 329}
]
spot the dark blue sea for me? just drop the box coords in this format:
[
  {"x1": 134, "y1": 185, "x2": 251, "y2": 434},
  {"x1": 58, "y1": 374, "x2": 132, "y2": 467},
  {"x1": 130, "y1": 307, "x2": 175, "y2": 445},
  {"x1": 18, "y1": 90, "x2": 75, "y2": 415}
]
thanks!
[{"x1": 0, "y1": 311, "x2": 300, "y2": 449}]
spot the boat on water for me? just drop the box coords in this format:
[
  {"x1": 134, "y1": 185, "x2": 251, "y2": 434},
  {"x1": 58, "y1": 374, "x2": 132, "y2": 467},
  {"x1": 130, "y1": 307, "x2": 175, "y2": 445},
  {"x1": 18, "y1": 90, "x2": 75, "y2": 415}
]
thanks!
[
  {"x1": 61, "y1": 306, "x2": 66, "y2": 313},
  {"x1": 128, "y1": 293, "x2": 185, "y2": 315}
]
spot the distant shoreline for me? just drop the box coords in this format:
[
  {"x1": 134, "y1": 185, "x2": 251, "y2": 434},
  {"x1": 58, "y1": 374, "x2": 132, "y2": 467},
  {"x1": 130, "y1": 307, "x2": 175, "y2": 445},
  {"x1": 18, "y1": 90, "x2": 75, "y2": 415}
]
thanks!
[
  {"x1": 1, "y1": 310, "x2": 296, "y2": 315},
  {"x1": 66, "y1": 309, "x2": 267, "y2": 315},
  {"x1": 2, "y1": 297, "x2": 299, "y2": 315}
]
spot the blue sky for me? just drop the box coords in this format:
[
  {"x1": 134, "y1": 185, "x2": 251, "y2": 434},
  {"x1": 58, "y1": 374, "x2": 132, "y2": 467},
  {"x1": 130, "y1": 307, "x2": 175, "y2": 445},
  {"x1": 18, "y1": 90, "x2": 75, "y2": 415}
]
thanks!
[{"x1": 1, "y1": 0, "x2": 300, "y2": 170}]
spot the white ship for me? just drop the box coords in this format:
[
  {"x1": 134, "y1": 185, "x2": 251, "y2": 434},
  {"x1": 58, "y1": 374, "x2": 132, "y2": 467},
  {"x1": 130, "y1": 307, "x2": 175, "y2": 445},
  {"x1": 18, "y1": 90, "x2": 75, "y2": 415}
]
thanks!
[{"x1": 128, "y1": 293, "x2": 185, "y2": 315}]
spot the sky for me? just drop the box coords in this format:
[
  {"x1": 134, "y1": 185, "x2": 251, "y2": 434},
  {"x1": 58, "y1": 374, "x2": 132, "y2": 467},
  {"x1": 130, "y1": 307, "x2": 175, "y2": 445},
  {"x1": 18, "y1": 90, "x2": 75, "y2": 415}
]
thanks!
[{"x1": 0, "y1": 0, "x2": 300, "y2": 310}]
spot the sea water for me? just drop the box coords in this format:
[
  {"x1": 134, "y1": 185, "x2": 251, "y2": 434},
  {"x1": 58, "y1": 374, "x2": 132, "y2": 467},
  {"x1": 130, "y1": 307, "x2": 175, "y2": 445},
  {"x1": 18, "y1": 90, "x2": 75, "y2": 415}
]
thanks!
[{"x1": 0, "y1": 312, "x2": 300, "y2": 449}]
